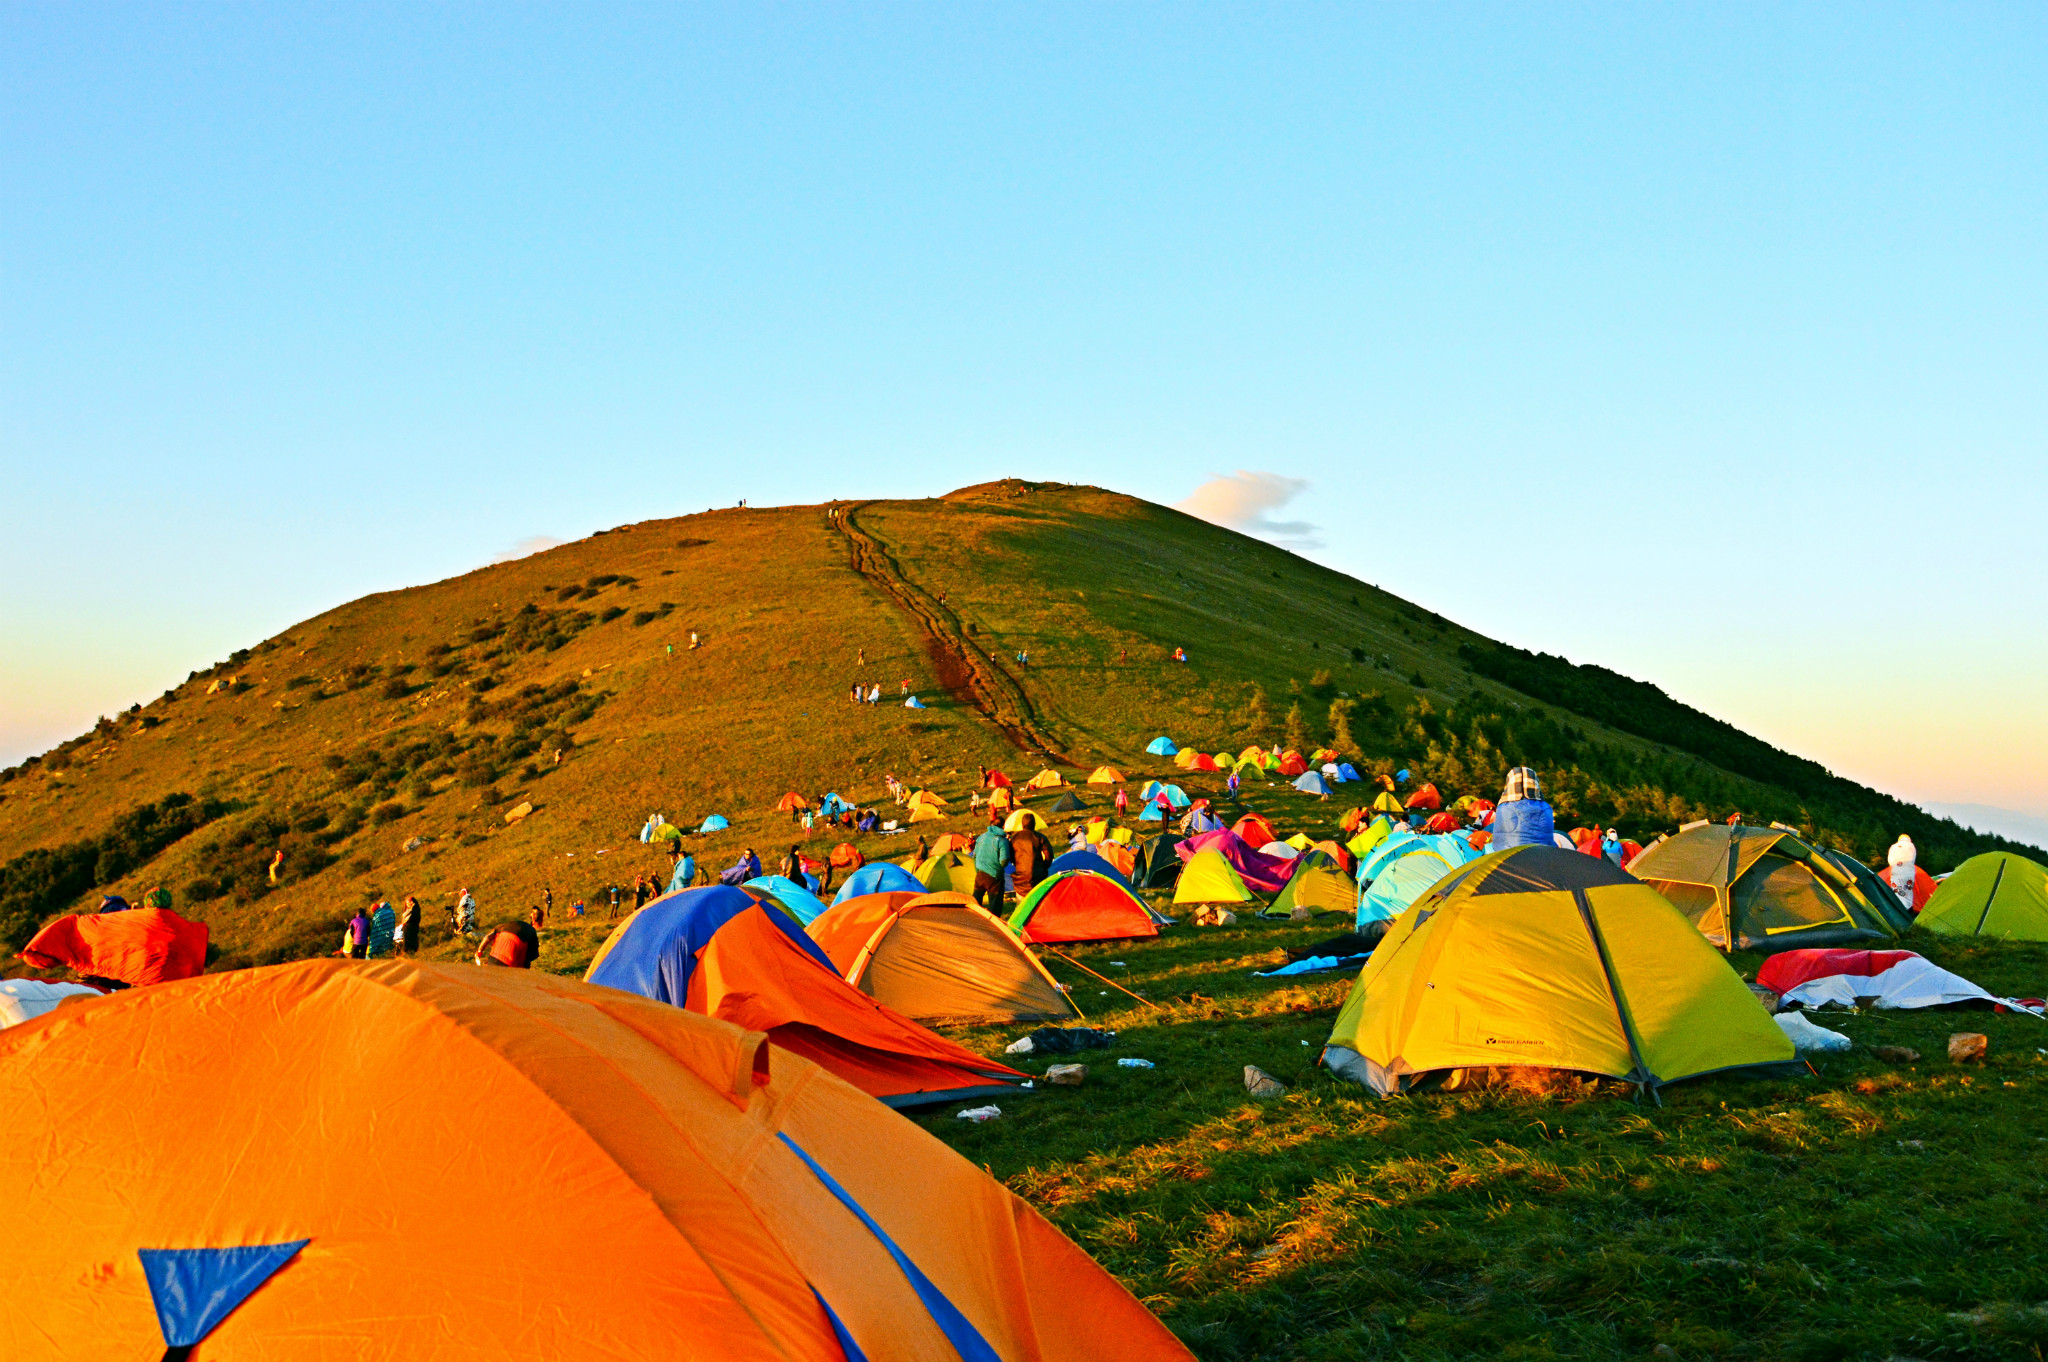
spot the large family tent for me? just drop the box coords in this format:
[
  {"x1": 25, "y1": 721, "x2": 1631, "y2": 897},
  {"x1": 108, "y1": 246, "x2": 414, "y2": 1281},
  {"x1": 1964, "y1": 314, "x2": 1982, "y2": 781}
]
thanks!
[
  {"x1": 910, "y1": 848, "x2": 979, "y2": 894},
  {"x1": 1324, "y1": 847, "x2": 1797, "y2": 1096},
  {"x1": 19, "y1": 908, "x2": 208, "y2": 987},
  {"x1": 1355, "y1": 833, "x2": 1484, "y2": 927},
  {"x1": 1146, "y1": 735, "x2": 1179, "y2": 756},
  {"x1": 741, "y1": 876, "x2": 828, "y2": 926},
  {"x1": 1917, "y1": 852, "x2": 2048, "y2": 941},
  {"x1": 1173, "y1": 851, "x2": 1257, "y2": 909},
  {"x1": 831, "y1": 860, "x2": 926, "y2": 905},
  {"x1": 810, "y1": 891, "x2": 1080, "y2": 1024},
  {"x1": 1133, "y1": 834, "x2": 1185, "y2": 889},
  {"x1": 1629, "y1": 824, "x2": 1901, "y2": 952},
  {"x1": 0, "y1": 958, "x2": 1188, "y2": 1362},
  {"x1": 1265, "y1": 850, "x2": 1359, "y2": 918},
  {"x1": 1010, "y1": 871, "x2": 1160, "y2": 944},
  {"x1": 586, "y1": 886, "x2": 1025, "y2": 1106}
]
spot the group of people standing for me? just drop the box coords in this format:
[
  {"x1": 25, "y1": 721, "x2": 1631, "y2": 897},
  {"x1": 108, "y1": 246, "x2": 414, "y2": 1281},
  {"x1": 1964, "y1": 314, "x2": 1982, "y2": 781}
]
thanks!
[{"x1": 969, "y1": 813, "x2": 1053, "y2": 915}]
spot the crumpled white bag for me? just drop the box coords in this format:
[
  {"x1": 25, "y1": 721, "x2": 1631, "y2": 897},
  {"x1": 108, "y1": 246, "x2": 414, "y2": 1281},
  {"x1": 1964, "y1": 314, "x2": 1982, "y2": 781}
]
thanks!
[{"x1": 1775, "y1": 1011, "x2": 1852, "y2": 1053}]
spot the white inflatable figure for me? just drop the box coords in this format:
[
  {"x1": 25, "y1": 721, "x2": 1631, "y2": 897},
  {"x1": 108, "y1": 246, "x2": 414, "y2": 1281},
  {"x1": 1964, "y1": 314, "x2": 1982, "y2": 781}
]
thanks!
[{"x1": 1886, "y1": 834, "x2": 1918, "y2": 908}]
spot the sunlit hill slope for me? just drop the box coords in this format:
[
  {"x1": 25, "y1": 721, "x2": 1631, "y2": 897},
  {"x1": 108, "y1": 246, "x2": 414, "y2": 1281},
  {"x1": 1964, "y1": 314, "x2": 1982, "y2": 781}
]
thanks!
[{"x1": 0, "y1": 480, "x2": 2030, "y2": 968}]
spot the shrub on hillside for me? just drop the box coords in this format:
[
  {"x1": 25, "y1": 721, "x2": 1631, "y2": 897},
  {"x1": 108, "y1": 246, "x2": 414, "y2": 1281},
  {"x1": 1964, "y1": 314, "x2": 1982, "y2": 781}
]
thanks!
[
  {"x1": 0, "y1": 793, "x2": 230, "y2": 951},
  {"x1": 379, "y1": 677, "x2": 411, "y2": 701},
  {"x1": 599, "y1": 606, "x2": 626, "y2": 623},
  {"x1": 369, "y1": 801, "x2": 406, "y2": 825}
]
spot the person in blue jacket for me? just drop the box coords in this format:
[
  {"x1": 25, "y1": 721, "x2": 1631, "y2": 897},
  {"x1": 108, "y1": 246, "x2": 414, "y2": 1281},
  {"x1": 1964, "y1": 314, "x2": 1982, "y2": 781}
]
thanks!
[{"x1": 1490, "y1": 767, "x2": 1556, "y2": 851}]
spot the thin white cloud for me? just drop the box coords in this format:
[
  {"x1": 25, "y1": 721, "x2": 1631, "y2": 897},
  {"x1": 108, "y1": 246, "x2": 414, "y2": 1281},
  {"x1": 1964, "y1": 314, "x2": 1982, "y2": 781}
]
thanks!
[
  {"x1": 1173, "y1": 471, "x2": 1322, "y2": 549},
  {"x1": 492, "y1": 534, "x2": 567, "y2": 563}
]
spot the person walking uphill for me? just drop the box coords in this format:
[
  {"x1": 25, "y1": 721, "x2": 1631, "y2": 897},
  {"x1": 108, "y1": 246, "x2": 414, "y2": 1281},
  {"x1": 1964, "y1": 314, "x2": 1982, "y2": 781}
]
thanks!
[
  {"x1": 972, "y1": 821, "x2": 1014, "y2": 913},
  {"x1": 1490, "y1": 767, "x2": 1556, "y2": 851}
]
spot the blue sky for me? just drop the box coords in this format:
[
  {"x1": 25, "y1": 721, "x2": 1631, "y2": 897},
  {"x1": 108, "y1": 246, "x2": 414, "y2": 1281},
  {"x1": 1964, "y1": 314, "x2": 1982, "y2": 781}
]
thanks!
[{"x1": 4, "y1": 5, "x2": 2044, "y2": 826}]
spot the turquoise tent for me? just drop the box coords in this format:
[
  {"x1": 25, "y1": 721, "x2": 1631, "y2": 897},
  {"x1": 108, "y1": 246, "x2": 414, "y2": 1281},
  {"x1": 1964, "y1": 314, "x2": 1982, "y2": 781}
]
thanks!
[
  {"x1": 831, "y1": 861, "x2": 925, "y2": 905},
  {"x1": 1293, "y1": 771, "x2": 1333, "y2": 796},
  {"x1": 1145, "y1": 736, "x2": 1178, "y2": 756},
  {"x1": 1355, "y1": 832, "x2": 1482, "y2": 926},
  {"x1": 744, "y1": 875, "x2": 829, "y2": 925},
  {"x1": 699, "y1": 814, "x2": 730, "y2": 832}
]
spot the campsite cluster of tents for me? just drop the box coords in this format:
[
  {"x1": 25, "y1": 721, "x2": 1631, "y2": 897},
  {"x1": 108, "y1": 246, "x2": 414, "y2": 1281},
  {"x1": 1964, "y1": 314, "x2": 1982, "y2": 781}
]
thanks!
[{"x1": 7, "y1": 722, "x2": 2048, "y2": 1357}]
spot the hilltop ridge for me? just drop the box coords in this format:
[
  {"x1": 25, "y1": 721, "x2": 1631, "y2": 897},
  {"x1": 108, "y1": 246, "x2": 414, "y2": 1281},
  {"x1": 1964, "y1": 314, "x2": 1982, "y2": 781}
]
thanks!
[{"x1": 1, "y1": 481, "x2": 2032, "y2": 967}]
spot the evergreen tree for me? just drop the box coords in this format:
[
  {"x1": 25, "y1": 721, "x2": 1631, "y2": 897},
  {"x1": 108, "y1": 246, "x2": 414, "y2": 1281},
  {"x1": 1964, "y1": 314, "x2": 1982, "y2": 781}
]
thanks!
[{"x1": 1284, "y1": 702, "x2": 1311, "y2": 754}]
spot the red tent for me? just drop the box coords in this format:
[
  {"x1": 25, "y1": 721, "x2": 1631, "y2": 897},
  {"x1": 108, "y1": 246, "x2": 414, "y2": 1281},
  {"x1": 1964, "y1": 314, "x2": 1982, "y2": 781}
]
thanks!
[
  {"x1": 984, "y1": 770, "x2": 1013, "y2": 788},
  {"x1": 1189, "y1": 753, "x2": 1219, "y2": 771},
  {"x1": 1571, "y1": 827, "x2": 1603, "y2": 857},
  {"x1": 829, "y1": 842, "x2": 865, "y2": 869},
  {"x1": 1276, "y1": 752, "x2": 1309, "y2": 777},
  {"x1": 1421, "y1": 811, "x2": 1463, "y2": 834},
  {"x1": 21, "y1": 908, "x2": 208, "y2": 986},
  {"x1": 773, "y1": 791, "x2": 808, "y2": 812},
  {"x1": 1403, "y1": 783, "x2": 1443, "y2": 811},
  {"x1": 1232, "y1": 813, "x2": 1279, "y2": 848},
  {"x1": 1010, "y1": 872, "x2": 1158, "y2": 945}
]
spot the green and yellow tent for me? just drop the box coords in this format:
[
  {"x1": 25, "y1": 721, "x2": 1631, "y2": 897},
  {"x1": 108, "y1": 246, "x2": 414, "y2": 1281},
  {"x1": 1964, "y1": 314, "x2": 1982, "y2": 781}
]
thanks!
[
  {"x1": 1264, "y1": 850, "x2": 1357, "y2": 918},
  {"x1": 1627, "y1": 823, "x2": 1900, "y2": 952},
  {"x1": 1323, "y1": 846, "x2": 1795, "y2": 1096},
  {"x1": 1917, "y1": 852, "x2": 2048, "y2": 941}
]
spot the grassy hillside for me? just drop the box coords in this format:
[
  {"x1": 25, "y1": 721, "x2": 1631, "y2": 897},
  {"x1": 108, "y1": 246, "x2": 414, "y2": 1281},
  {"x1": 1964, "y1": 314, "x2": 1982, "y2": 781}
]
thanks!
[{"x1": 0, "y1": 478, "x2": 2031, "y2": 964}]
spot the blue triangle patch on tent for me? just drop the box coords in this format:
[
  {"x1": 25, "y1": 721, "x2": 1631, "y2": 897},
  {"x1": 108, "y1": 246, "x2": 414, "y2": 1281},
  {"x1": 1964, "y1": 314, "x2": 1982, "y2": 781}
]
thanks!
[{"x1": 139, "y1": 1240, "x2": 309, "y2": 1350}]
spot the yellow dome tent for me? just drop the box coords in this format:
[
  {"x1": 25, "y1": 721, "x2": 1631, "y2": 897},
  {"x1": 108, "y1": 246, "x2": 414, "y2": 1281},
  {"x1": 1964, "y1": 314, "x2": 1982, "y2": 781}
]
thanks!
[
  {"x1": 910, "y1": 849, "x2": 978, "y2": 893},
  {"x1": 1172, "y1": 850, "x2": 1256, "y2": 908},
  {"x1": 1024, "y1": 769, "x2": 1064, "y2": 790},
  {"x1": 1003, "y1": 809, "x2": 1048, "y2": 833},
  {"x1": 1629, "y1": 823, "x2": 1901, "y2": 951},
  {"x1": 1323, "y1": 846, "x2": 1796, "y2": 1096},
  {"x1": 1086, "y1": 766, "x2": 1124, "y2": 785}
]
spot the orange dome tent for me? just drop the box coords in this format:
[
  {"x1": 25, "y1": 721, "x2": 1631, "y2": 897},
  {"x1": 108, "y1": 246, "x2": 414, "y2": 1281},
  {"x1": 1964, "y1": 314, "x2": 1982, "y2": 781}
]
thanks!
[
  {"x1": 809, "y1": 891, "x2": 1079, "y2": 1024},
  {"x1": 774, "y1": 791, "x2": 808, "y2": 812},
  {"x1": 828, "y1": 842, "x2": 865, "y2": 869},
  {"x1": 1403, "y1": 783, "x2": 1443, "y2": 811},
  {"x1": 20, "y1": 908, "x2": 208, "y2": 987},
  {"x1": 1232, "y1": 813, "x2": 1279, "y2": 848},
  {"x1": 0, "y1": 958, "x2": 1189, "y2": 1362},
  {"x1": 1276, "y1": 751, "x2": 1309, "y2": 777},
  {"x1": 984, "y1": 769, "x2": 1013, "y2": 788},
  {"x1": 1421, "y1": 811, "x2": 1463, "y2": 834},
  {"x1": 1086, "y1": 766, "x2": 1124, "y2": 786},
  {"x1": 1008, "y1": 871, "x2": 1160, "y2": 944},
  {"x1": 587, "y1": 886, "x2": 1025, "y2": 1107},
  {"x1": 927, "y1": 832, "x2": 974, "y2": 855}
]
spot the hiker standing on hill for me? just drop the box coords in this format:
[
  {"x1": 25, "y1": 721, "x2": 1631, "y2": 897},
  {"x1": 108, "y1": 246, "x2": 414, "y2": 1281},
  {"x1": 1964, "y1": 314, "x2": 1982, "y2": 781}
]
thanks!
[
  {"x1": 608, "y1": 884, "x2": 622, "y2": 918},
  {"x1": 344, "y1": 905, "x2": 370, "y2": 959},
  {"x1": 915, "y1": 835, "x2": 930, "y2": 863},
  {"x1": 781, "y1": 844, "x2": 806, "y2": 883},
  {"x1": 368, "y1": 901, "x2": 396, "y2": 958},
  {"x1": 1490, "y1": 768, "x2": 1556, "y2": 852},
  {"x1": 633, "y1": 875, "x2": 652, "y2": 911},
  {"x1": 1114, "y1": 786, "x2": 1129, "y2": 816},
  {"x1": 454, "y1": 888, "x2": 478, "y2": 939},
  {"x1": 397, "y1": 895, "x2": 422, "y2": 955},
  {"x1": 972, "y1": 821, "x2": 1013, "y2": 913},
  {"x1": 668, "y1": 848, "x2": 696, "y2": 894}
]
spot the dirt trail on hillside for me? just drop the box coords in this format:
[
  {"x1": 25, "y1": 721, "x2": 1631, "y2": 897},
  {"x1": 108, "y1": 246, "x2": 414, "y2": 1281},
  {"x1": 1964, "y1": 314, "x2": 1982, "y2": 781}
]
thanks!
[{"x1": 835, "y1": 503, "x2": 1078, "y2": 766}]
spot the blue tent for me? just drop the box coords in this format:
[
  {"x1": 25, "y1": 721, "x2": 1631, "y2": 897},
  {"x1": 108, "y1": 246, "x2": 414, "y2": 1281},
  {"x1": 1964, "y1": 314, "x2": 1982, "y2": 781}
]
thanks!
[
  {"x1": 699, "y1": 814, "x2": 730, "y2": 832},
  {"x1": 1145, "y1": 736, "x2": 1178, "y2": 756},
  {"x1": 1355, "y1": 833, "x2": 1482, "y2": 926},
  {"x1": 904, "y1": 696, "x2": 928, "y2": 709},
  {"x1": 1139, "y1": 781, "x2": 1191, "y2": 809},
  {"x1": 1293, "y1": 771, "x2": 1333, "y2": 796},
  {"x1": 588, "y1": 886, "x2": 836, "y2": 1003},
  {"x1": 1045, "y1": 847, "x2": 1138, "y2": 892},
  {"x1": 819, "y1": 792, "x2": 851, "y2": 817},
  {"x1": 831, "y1": 860, "x2": 925, "y2": 905},
  {"x1": 1338, "y1": 763, "x2": 1361, "y2": 782},
  {"x1": 744, "y1": 875, "x2": 829, "y2": 925}
]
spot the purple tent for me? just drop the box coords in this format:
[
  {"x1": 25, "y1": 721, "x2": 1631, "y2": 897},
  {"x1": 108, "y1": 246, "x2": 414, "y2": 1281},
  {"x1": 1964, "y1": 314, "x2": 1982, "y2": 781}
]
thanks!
[{"x1": 1174, "y1": 829, "x2": 1294, "y2": 894}]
